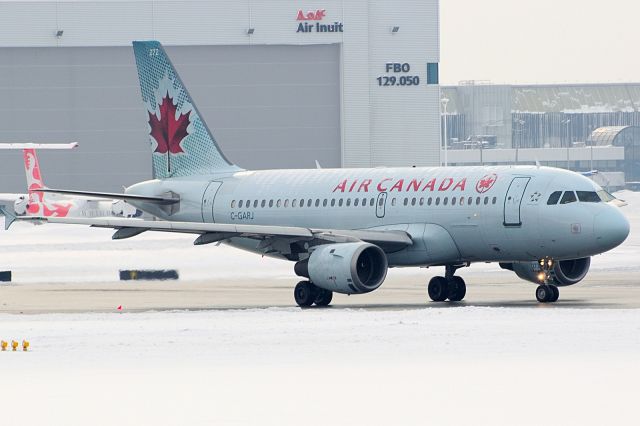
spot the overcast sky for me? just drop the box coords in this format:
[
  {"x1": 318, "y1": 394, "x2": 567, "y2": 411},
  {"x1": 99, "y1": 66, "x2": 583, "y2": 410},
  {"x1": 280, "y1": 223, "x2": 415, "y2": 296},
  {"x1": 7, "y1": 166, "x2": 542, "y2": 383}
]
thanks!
[{"x1": 440, "y1": 0, "x2": 639, "y2": 85}]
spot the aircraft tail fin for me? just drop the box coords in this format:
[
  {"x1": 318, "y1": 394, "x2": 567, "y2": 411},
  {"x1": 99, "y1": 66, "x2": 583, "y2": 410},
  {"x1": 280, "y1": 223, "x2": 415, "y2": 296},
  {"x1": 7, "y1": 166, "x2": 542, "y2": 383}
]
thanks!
[
  {"x1": 23, "y1": 149, "x2": 46, "y2": 193},
  {"x1": 132, "y1": 41, "x2": 241, "y2": 179}
]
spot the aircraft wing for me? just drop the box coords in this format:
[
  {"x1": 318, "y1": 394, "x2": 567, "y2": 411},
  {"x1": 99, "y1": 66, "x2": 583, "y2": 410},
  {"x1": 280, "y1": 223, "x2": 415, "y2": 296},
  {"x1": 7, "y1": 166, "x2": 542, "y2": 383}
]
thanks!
[{"x1": 14, "y1": 216, "x2": 412, "y2": 252}]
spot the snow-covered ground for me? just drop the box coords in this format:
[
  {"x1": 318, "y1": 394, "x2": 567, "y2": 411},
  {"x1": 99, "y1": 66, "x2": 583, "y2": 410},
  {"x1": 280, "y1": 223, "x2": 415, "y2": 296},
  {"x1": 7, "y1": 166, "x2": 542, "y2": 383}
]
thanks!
[
  {"x1": 0, "y1": 191, "x2": 637, "y2": 425},
  {"x1": 0, "y1": 307, "x2": 638, "y2": 425}
]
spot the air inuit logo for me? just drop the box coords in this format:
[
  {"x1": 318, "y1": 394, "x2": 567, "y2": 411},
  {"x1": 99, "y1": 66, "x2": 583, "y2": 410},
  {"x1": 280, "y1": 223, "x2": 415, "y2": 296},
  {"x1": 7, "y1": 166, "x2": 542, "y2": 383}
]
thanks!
[
  {"x1": 475, "y1": 174, "x2": 498, "y2": 193},
  {"x1": 296, "y1": 9, "x2": 344, "y2": 33},
  {"x1": 148, "y1": 91, "x2": 191, "y2": 173}
]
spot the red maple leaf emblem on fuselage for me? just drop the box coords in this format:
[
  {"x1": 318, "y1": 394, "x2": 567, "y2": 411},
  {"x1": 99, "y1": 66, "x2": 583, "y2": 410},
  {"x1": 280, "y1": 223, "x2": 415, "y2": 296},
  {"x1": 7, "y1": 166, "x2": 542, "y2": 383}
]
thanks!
[
  {"x1": 148, "y1": 92, "x2": 191, "y2": 173},
  {"x1": 476, "y1": 173, "x2": 497, "y2": 193}
]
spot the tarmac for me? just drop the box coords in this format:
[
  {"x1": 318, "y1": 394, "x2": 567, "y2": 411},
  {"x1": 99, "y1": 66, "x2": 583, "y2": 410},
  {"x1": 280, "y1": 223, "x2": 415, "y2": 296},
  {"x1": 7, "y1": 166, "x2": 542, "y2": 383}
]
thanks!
[{"x1": 1, "y1": 270, "x2": 638, "y2": 313}]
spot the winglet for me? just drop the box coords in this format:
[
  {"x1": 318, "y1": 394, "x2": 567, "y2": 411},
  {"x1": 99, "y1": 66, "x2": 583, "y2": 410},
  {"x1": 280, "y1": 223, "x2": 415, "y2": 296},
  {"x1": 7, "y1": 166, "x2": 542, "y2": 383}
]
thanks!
[
  {"x1": 0, "y1": 205, "x2": 17, "y2": 230},
  {"x1": 315, "y1": 160, "x2": 322, "y2": 169}
]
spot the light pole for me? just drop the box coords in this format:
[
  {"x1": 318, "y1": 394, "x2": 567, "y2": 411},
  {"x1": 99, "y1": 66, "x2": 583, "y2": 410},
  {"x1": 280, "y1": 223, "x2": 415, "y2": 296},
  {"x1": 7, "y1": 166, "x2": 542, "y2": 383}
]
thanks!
[{"x1": 441, "y1": 98, "x2": 449, "y2": 167}]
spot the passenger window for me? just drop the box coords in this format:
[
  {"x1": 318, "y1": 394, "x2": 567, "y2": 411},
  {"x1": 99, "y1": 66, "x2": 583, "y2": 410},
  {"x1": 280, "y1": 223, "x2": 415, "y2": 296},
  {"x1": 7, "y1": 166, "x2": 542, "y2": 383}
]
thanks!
[
  {"x1": 315, "y1": 199, "x2": 320, "y2": 207},
  {"x1": 378, "y1": 198, "x2": 383, "y2": 206},
  {"x1": 419, "y1": 197, "x2": 424, "y2": 206},
  {"x1": 484, "y1": 197, "x2": 489, "y2": 205},
  {"x1": 547, "y1": 191, "x2": 562, "y2": 205},
  {"x1": 338, "y1": 199, "x2": 343, "y2": 207},
  {"x1": 246, "y1": 200, "x2": 250, "y2": 207},
  {"x1": 261, "y1": 200, "x2": 266, "y2": 208},
  {"x1": 293, "y1": 199, "x2": 298, "y2": 208},
  {"x1": 307, "y1": 199, "x2": 312, "y2": 207},
  {"x1": 276, "y1": 199, "x2": 281, "y2": 208},
  {"x1": 323, "y1": 199, "x2": 328, "y2": 207},
  {"x1": 253, "y1": 200, "x2": 258, "y2": 208},
  {"x1": 428, "y1": 197, "x2": 433, "y2": 206},
  {"x1": 403, "y1": 198, "x2": 408, "y2": 206},
  {"x1": 391, "y1": 198, "x2": 396, "y2": 206},
  {"x1": 354, "y1": 198, "x2": 359, "y2": 206},
  {"x1": 476, "y1": 197, "x2": 481, "y2": 205},
  {"x1": 346, "y1": 198, "x2": 351, "y2": 207},
  {"x1": 435, "y1": 197, "x2": 440, "y2": 206},
  {"x1": 492, "y1": 197, "x2": 497, "y2": 205},
  {"x1": 577, "y1": 191, "x2": 601, "y2": 203},
  {"x1": 331, "y1": 199, "x2": 336, "y2": 207},
  {"x1": 560, "y1": 191, "x2": 577, "y2": 204},
  {"x1": 284, "y1": 199, "x2": 289, "y2": 208},
  {"x1": 452, "y1": 197, "x2": 457, "y2": 206},
  {"x1": 459, "y1": 197, "x2": 465, "y2": 206},
  {"x1": 238, "y1": 200, "x2": 243, "y2": 208},
  {"x1": 300, "y1": 199, "x2": 305, "y2": 207},
  {"x1": 269, "y1": 200, "x2": 274, "y2": 208},
  {"x1": 443, "y1": 197, "x2": 448, "y2": 206},
  {"x1": 362, "y1": 198, "x2": 367, "y2": 207},
  {"x1": 467, "y1": 197, "x2": 473, "y2": 205},
  {"x1": 370, "y1": 198, "x2": 375, "y2": 207}
]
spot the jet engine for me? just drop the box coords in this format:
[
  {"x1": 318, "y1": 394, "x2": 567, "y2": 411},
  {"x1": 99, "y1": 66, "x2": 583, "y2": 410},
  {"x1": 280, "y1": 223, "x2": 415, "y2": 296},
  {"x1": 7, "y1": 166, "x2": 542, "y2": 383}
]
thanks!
[
  {"x1": 500, "y1": 257, "x2": 591, "y2": 287},
  {"x1": 295, "y1": 242, "x2": 388, "y2": 294},
  {"x1": 13, "y1": 196, "x2": 28, "y2": 215}
]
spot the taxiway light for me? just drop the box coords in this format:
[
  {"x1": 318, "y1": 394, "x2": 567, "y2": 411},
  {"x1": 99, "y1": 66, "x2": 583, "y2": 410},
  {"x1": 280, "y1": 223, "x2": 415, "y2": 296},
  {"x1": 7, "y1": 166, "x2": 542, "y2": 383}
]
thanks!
[
  {"x1": 11, "y1": 341, "x2": 18, "y2": 351},
  {"x1": 22, "y1": 340, "x2": 29, "y2": 351},
  {"x1": 1, "y1": 340, "x2": 7, "y2": 351}
]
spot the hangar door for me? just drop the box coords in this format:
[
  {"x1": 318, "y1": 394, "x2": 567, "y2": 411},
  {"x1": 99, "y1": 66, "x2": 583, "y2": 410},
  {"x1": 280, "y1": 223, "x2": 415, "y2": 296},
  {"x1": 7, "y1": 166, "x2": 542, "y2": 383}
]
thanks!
[{"x1": 0, "y1": 44, "x2": 341, "y2": 192}]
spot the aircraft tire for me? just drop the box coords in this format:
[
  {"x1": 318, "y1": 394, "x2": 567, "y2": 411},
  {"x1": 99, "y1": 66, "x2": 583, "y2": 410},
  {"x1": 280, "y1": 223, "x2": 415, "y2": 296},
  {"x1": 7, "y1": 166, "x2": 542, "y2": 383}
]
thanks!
[
  {"x1": 314, "y1": 289, "x2": 333, "y2": 307},
  {"x1": 549, "y1": 285, "x2": 559, "y2": 302},
  {"x1": 536, "y1": 285, "x2": 554, "y2": 303},
  {"x1": 428, "y1": 276, "x2": 449, "y2": 302},
  {"x1": 294, "y1": 281, "x2": 317, "y2": 307},
  {"x1": 447, "y1": 276, "x2": 466, "y2": 302}
]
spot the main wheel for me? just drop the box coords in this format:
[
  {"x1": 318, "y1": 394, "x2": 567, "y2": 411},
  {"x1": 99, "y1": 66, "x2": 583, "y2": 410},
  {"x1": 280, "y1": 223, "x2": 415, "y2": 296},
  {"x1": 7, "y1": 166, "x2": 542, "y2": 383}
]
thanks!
[
  {"x1": 549, "y1": 285, "x2": 559, "y2": 302},
  {"x1": 428, "y1": 276, "x2": 449, "y2": 302},
  {"x1": 536, "y1": 285, "x2": 554, "y2": 303},
  {"x1": 294, "y1": 281, "x2": 317, "y2": 307},
  {"x1": 447, "y1": 276, "x2": 467, "y2": 302},
  {"x1": 314, "y1": 289, "x2": 333, "y2": 307}
]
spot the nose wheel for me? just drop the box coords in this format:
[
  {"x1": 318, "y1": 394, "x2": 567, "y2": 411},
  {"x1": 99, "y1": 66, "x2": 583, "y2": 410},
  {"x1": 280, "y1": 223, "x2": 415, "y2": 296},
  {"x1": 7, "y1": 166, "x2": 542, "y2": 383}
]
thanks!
[{"x1": 536, "y1": 257, "x2": 560, "y2": 303}]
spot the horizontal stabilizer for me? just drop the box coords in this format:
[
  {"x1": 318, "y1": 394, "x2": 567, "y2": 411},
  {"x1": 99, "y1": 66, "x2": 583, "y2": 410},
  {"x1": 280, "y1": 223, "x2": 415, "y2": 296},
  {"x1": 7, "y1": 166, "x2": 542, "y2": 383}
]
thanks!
[
  {"x1": 0, "y1": 142, "x2": 78, "y2": 150},
  {"x1": 35, "y1": 188, "x2": 179, "y2": 205}
]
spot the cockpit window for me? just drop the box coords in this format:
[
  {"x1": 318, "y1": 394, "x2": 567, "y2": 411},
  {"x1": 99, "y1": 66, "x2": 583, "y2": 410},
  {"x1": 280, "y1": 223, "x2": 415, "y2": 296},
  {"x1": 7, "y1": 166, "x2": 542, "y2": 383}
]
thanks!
[
  {"x1": 576, "y1": 191, "x2": 601, "y2": 203},
  {"x1": 597, "y1": 190, "x2": 615, "y2": 202},
  {"x1": 560, "y1": 191, "x2": 577, "y2": 204},
  {"x1": 547, "y1": 191, "x2": 562, "y2": 205}
]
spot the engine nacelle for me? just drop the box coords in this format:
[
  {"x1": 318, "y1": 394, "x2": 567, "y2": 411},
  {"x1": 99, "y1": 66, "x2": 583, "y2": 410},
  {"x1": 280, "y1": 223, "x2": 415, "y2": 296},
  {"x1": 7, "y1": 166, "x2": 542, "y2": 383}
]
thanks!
[
  {"x1": 295, "y1": 242, "x2": 388, "y2": 294},
  {"x1": 500, "y1": 257, "x2": 591, "y2": 287}
]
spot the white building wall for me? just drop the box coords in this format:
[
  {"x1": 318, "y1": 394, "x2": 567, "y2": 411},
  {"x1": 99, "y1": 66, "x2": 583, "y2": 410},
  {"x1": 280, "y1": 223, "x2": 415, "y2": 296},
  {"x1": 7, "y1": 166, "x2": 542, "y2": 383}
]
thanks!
[{"x1": 0, "y1": 0, "x2": 440, "y2": 168}]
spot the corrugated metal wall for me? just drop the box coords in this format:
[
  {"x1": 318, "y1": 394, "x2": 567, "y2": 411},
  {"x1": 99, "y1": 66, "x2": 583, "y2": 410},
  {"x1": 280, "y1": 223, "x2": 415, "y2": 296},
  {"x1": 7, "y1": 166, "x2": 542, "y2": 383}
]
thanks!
[{"x1": 0, "y1": 44, "x2": 340, "y2": 192}]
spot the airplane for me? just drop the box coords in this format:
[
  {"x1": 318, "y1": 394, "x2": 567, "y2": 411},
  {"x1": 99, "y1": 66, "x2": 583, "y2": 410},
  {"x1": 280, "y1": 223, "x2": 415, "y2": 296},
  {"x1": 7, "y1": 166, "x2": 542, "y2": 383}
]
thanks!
[
  {"x1": 2, "y1": 146, "x2": 141, "y2": 224},
  {"x1": 8, "y1": 40, "x2": 629, "y2": 307}
]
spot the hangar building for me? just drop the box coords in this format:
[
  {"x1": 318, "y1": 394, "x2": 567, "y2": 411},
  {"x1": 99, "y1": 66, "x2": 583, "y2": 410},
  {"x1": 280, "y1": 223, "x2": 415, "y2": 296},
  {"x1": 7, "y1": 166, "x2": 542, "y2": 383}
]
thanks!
[{"x1": 0, "y1": 0, "x2": 441, "y2": 192}]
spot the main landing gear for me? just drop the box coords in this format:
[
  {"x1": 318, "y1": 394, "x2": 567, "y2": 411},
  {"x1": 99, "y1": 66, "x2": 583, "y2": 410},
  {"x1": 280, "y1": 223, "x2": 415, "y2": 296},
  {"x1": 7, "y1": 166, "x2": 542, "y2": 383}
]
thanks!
[
  {"x1": 428, "y1": 264, "x2": 467, "y2": 302},
  {"x1": 294, "y1": 281, "x2": 333, "y2": 308},
  {"x1": 536, "y1": 257, "x2": 559, "y2": 303}
]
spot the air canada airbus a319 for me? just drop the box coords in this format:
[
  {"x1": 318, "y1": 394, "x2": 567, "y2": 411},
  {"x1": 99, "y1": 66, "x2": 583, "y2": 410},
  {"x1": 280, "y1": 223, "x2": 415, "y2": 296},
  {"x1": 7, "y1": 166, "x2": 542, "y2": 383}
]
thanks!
[{"x1": 10, "y1": 41, "x2": 630, "y2": 307}]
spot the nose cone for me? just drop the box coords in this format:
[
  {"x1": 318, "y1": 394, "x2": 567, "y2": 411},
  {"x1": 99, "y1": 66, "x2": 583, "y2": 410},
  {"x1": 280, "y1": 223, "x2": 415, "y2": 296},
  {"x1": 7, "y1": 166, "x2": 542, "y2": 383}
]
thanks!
[{"x1": 594, "y1": 208, "x2": 630, "y2": 252}]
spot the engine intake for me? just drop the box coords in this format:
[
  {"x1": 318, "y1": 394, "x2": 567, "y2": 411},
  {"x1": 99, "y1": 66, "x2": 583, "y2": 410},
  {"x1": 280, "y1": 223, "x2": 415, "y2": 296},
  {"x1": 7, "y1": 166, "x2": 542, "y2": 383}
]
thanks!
[
  {"x1": 295, "y1": 242, "x2": 388, "y2": 294},
  {"x1": 500, "y1": 257, "x2": 591, "y2": 287}
]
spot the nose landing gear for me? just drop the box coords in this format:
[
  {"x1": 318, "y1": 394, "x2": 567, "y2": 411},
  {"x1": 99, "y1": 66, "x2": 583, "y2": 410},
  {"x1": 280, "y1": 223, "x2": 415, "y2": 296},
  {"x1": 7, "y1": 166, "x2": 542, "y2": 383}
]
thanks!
[
  {"x1": 536, "y1": 257, "x2": 559, "y2": 303},
  {"x1": 427, "y1": 264, "x2": 468, "y2": 303}
]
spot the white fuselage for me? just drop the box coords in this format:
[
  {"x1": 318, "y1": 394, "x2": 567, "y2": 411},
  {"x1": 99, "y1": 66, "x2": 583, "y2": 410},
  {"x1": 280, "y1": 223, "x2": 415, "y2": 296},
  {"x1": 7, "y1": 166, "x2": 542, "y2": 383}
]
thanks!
[{"x1": 126, "y1": 165, "x2": 629, "y2": 266}]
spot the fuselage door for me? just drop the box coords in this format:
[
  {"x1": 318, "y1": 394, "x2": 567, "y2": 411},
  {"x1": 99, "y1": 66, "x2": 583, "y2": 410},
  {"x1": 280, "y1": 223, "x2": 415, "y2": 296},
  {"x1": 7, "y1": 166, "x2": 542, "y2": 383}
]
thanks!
[
  {"x1": 376, "y1": 192, "x2": 387, "y2": 218},
  {"x1": 503, "y1": 177, "x2": 530, "y2": 226},
  {"x1": 201, "y1": 181, "x2": 222, "y2": 223}
]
